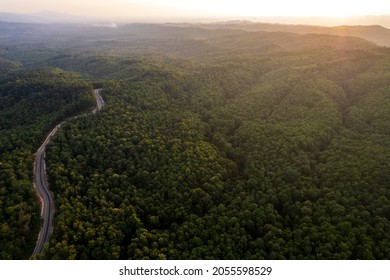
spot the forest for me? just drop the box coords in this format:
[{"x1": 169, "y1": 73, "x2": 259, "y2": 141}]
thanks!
[
  {"x1": 0, "y1": 21, "x2": 389, "y2": 259},
  {"x1": 0, "y1": 68, "x2": 95, "y2": 259}
]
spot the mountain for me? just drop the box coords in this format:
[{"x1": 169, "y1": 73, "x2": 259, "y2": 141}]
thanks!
[
  {"x1": 248, "y1": 15, "x2": 390, "y2": 29},
  {"x1": 0, "y1": 11, "x2": 89, "y2": 24},
  {"x1": 170, "y1": 21, "x2": 390, "y2": 47},
  {"x1": 2, "y1": 11, "x2": 389, "y2": 46}
]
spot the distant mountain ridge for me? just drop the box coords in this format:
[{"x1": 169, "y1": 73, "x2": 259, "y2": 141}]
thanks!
[
  {"x1": 176, "y1": 21, "x2": 390, "y2": 47},
  {"x1": 0, "y1": 11, "x2": 89, "y2": 24},
  {"x1": 1, "y1": 11, "x2": 390, "y2": 47}
]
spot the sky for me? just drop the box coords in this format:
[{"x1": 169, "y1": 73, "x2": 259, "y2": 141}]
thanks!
[{"x1": 1, "y1": 0, "x2": 390, "y2": 19}]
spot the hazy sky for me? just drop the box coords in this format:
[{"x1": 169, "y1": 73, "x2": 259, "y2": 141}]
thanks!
[{"x1": 1, "y1": 0, "x2": 390, "y2": 19}]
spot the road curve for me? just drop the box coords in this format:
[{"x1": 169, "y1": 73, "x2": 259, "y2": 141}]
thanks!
[
  {"x1": 94, "y1": 88, "x2": 105, "y2": 111},
  {"x1": 31, "y1": 125, "x2": 59, "y2": 256},
  {"x1": 31, "y1": 88, "x2": 104, "y2": 258}
]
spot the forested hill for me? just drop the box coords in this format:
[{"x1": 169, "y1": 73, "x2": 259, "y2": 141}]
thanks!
[
  {"x1": 0, "y1": 22, "x2": 389, "y2": 259},
  {"x1": 169, "y1": 21, "x2": 390, "y2": 47},
  {"x1": 0, "y1": 21, "x2": 376, "y2": 66},
  {"x1": 0, "y1": 68, "x2": 95, "y2": 259}
]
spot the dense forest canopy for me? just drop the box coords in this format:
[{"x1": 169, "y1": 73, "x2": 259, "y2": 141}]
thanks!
[
  {"x1": 0, "y1": 21, "x2": 389, "y2": 259},
  {"x1": 0, "y1": 68, "x2": 95, "y2": 259}
]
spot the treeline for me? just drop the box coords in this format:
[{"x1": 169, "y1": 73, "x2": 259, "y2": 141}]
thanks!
[
  {"x1": 0, "y1": 22, "x2": 376, "y2": 79},
  {"x1": 0, "y1": 68, "x2": 95, "y2": 259},
  {"x1": 42, "y1": 38, "x2": 390, "y2": 259}
]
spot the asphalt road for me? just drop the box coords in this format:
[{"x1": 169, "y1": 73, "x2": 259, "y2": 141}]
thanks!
[
  {"x1": 31, "y1": 125, "x2": 59, "y2": 256},
  {"x1": 31, "y1": 88, "x2": 104, "y2": 257},
  {"x1": 95, "y1": 88, "x2": 105, "y2": 110}
]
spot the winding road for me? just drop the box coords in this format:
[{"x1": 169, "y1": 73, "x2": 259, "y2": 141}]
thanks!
[
  {"x1": 93, "y1": 88, "x2": 105, "y2": 113},
  {"x1": 31, "y1": 88, "x2": 104, "y2": 257}
]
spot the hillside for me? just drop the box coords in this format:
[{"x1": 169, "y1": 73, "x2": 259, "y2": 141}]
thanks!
[
  {"x1": 0, "y1": 68, "x2": 95, "y2": 259},
  {"x1": 0, "y1": 22, "x2": 389, "y2": 259},
  {"x1": 180, "y1": 21, "x2": 390, "y2": 47}
]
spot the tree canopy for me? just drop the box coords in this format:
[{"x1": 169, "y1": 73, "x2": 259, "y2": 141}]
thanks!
[
  {"x1": 1, "y1": 22, "x2": 389, "y2": 259},
  {"x1": 0, "y1": 68, "x2": 94, "y2": 259}
]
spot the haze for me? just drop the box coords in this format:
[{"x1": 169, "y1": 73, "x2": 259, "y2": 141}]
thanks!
[{"x1": 2, "y1": 0, "x2": 390, "y2": 19}]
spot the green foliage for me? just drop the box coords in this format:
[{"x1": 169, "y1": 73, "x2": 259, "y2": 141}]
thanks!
[
  {"x1": 44, "y1": 39, "x2": 390, "y2": 259},
  {"x1": 0, "y1": 68, "x2": 95, "y2": 259},
  {"x1": 0, "y1": 58, "x2": 21, "y2": 79},
  {"x1": 1, "y1": 22, "x2": 390, "y2": 260}
]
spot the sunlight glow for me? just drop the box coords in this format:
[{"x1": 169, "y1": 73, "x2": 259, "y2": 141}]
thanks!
[
  {"x1": 158, "y1": 0, "x2": 390, "y2": 18},
  {"x1": 1, "y1": 0, "x2": 390, "y2": 19}
]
